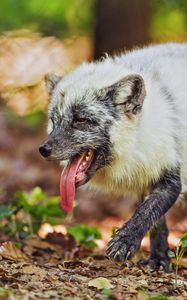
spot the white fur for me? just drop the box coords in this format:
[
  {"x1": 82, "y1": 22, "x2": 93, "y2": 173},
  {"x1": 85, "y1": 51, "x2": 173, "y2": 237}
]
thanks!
[{"x1": 51, "y1": 43, "x2": 187, "y2": 195}]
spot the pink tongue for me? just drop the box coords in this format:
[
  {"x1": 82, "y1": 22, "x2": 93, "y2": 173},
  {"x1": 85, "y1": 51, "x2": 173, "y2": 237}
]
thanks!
[{"x1": 60, "y1": 153, "x2": 85, "y2": 212}]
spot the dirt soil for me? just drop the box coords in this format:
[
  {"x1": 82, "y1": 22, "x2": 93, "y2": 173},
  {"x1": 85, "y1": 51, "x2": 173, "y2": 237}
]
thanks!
[{"x1": 0, "y1": 238, "x2": 186, "y2": 300}]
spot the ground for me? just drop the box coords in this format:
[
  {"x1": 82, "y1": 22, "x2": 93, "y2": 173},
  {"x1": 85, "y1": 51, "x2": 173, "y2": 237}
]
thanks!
[{"x1": 0, "y1": 237, "x2": 186, "y2": 300}]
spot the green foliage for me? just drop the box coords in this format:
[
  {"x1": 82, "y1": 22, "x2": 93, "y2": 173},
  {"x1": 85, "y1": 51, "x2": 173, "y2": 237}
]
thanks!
[
  {"x1": 0, "y1": 287, "x2": 10, "y2": 296},
  {"x1": 68, "y1": 224, "x2": 101, "y2": 249},
  {"x1": 180, "y1": 232, "x2": 187, "y2": 247},
  {"x1": 168, "y1": 249, "x2": 175, "y2": 258},
  {"x1": 168, "y1": 232, "x2": 187, "y2": 288},
  {"x1": 148, "y1": 295, "x2": 168, "y2": 300},
  {"x1": 175, "y1": 232, "x2": 187, "y2": 265},
  {"x1": 6, "y1": 110, "x2": 46, "y2": 130},
  {"x1": 0, "y1": 187, "x2": 102, "y2": 250},
  {"x1": 0, "y1": 187, "x2": 65, "y2": 240},
  {"x1": 101, "y1": 288, "x2": 112, "y2": 299},
  {"x1": 0, "y1": 205, "x2": 15, "y2": 220},
  {"x1": 22, "y1": 110, "x2": 46, "y2": 128},
  {"x1": 0, "y1": 0, "x2": 95, "y2": 37},
  {"x1": 14, "y1": 187, "x2": 65, "y2": 223},
  {"x1": 111, "y1": 226, "x2": 119, "y2": 238},
  {"x1": 151, "y1": 0, "x2": 187, "y2": 41}
]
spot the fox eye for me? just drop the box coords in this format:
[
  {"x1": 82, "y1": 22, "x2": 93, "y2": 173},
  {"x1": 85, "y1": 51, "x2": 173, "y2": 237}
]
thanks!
[
  {"x1": 75, "y1": 117, "x2": 87, "y2": 123},
  {"x1": 73, "y1": 116, "x2": 88, "y2": 128}
]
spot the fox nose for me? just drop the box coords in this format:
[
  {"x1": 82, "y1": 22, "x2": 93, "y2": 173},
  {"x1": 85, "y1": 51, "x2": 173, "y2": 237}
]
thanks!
[{"x1": 39, "y1": 143, "x2": 52, "y2": 158}]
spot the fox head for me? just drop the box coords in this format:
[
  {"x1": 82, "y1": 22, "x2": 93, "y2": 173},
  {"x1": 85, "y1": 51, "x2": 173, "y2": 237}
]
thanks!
[{"x1": 39, "y1": 62, "x2": 146, "y2": 211}]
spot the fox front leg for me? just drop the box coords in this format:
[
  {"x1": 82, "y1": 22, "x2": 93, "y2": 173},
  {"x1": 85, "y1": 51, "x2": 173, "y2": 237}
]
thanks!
[{"x1": 106, "y1": 168, "x2": 181, "y2": 268}]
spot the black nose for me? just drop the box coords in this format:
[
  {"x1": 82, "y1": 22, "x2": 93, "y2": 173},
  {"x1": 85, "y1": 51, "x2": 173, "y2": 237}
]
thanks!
[{"x1": 39, "y1": 144, "x2": 52, "y2": 158}]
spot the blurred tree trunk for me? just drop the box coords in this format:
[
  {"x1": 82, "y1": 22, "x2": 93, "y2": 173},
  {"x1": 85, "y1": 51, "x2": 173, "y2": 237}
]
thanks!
[{"x1": 94, "y1": 0, "x2": 151, "y2": 59}]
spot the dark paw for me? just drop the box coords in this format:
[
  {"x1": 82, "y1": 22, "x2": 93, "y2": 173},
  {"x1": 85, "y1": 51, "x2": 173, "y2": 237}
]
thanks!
[
  {"x1": 140, "y1": 255, "x2": 171, "y2": 272},
  {"x1": 106, "y1": 227, "x2": 142, "y2": 262}
]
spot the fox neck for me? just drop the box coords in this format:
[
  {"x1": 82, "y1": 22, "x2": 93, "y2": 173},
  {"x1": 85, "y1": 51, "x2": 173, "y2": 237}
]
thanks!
[{"x1": 89, "y1": 99, "x2": 179, "y2": 195}]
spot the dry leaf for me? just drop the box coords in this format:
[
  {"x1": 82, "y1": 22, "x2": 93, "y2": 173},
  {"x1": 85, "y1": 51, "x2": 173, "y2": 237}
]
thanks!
[
  {"x1": 0, "y1": 242, "x2": 30, "y2": 262},
  {"x1": 24, "y1": 239, "x2": 56, "y2": 251},
  {"x1": 22, "y1": 265, "x2": 47, "y2": 280},
  {"x1": 171, "y1": 278, "x2": 187, "y2": 288},
  {"x1": 88, "y1": 277, "x2": 115, "y2": 290}
]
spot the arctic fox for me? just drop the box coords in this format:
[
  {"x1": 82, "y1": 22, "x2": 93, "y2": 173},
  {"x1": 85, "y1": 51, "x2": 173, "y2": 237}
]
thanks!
[{"x1": 39, "y1": 43, "x2": 187, "y2": 270}]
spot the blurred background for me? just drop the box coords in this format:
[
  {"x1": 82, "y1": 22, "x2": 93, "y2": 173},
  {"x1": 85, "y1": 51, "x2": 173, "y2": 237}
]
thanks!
[{"x1": 0, "y1": 0, "x2": 187, "y2": 235}]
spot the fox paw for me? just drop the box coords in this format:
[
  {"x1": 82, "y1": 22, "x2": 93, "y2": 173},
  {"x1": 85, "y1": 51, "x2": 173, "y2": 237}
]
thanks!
[
  {"x1": 140, "y1": 255, "x2": 171, "y2": 272},
  {"x1": 106, "y1": 226, "x2": 142, "y2": 262}
]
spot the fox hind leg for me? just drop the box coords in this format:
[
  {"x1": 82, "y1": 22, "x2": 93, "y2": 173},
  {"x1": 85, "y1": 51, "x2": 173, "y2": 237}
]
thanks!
[{"x1": 140, "y1": 216, "x2": 171, "y2": 271}]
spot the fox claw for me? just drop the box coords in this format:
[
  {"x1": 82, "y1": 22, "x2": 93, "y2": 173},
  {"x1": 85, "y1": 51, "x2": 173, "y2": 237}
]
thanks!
[{"x1": 106, "y1": 226, "x2": 142, "y2": 262}]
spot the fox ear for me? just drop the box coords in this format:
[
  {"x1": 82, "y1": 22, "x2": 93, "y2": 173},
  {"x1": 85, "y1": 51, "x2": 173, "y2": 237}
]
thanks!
[
  {"x1": 111, "y1": 74, "x2": 146, "y2": 115},
  {"x1": 45, "y1": 73, "x2": 61, "y2": 94}
]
